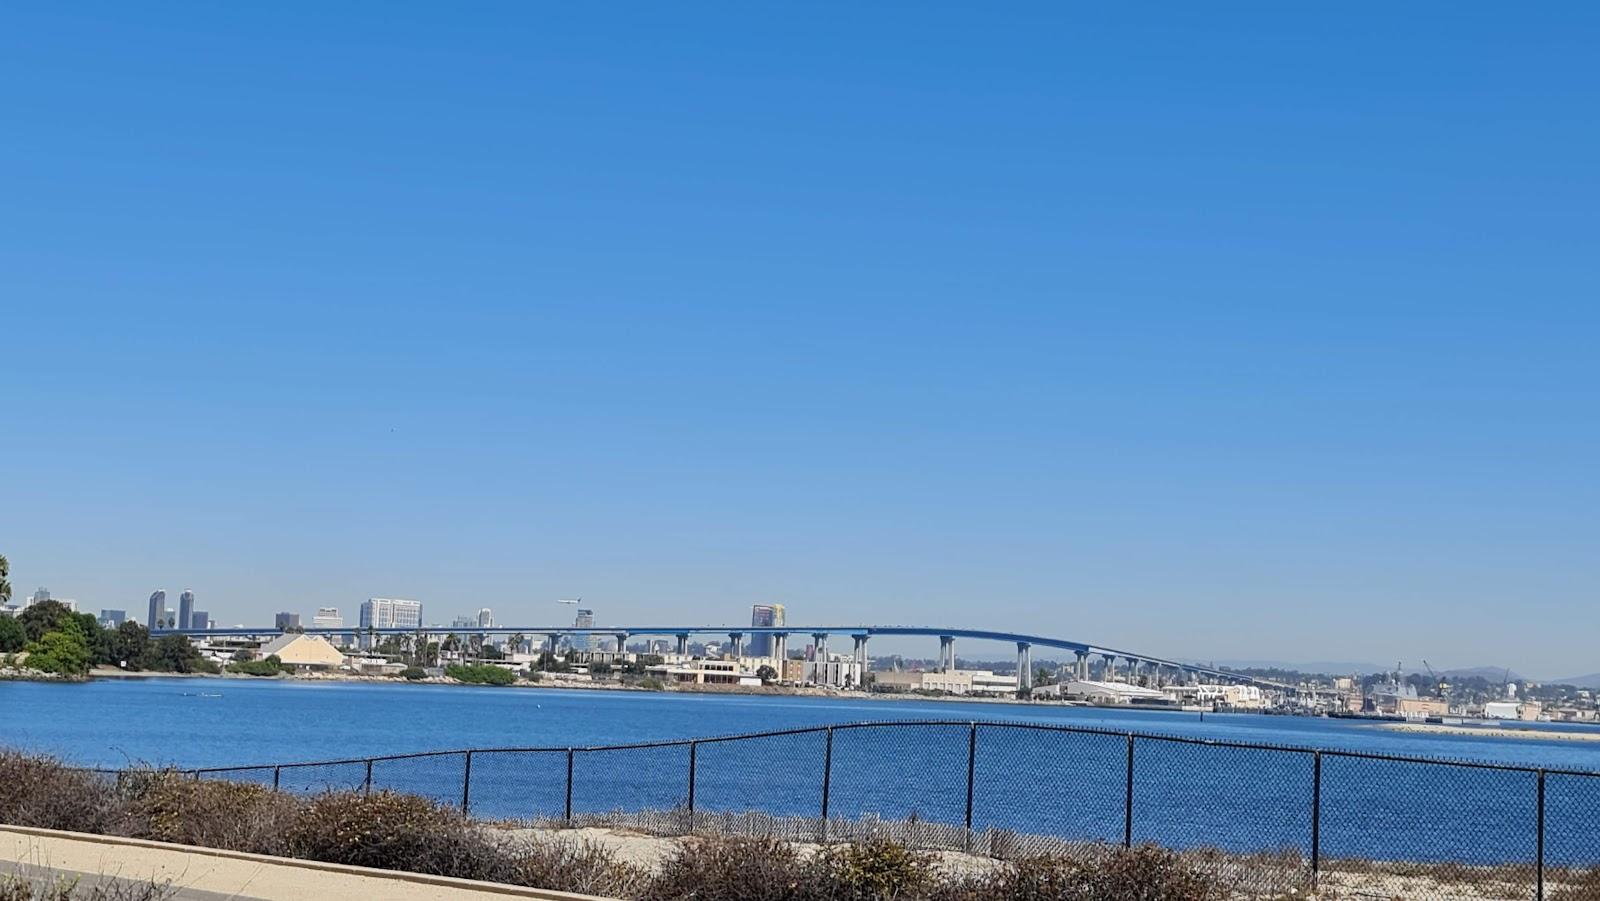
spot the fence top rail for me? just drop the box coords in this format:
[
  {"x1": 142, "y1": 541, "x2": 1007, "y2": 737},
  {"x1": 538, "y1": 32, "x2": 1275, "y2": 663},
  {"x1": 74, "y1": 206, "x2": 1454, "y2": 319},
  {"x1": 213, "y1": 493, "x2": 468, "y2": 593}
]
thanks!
[{"x1": 176, "y1": 718, "x2": 1600, "y2": 779}]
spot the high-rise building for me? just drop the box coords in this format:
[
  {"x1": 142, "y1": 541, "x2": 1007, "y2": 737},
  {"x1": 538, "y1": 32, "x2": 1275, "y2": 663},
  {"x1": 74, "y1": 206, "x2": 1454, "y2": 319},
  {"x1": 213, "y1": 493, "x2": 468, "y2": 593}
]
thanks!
[
  {"x1": 100, "y1": 609, "x2": 127, "y2": 627},
  {"x1": 147, "y1": 590, "x2": 167, "y2": 630},
  {"x1": 275, "y1": 612, "x2": 301, "y2": 631},
  {"x1": 359, "y1": 598, "x2": 423, "y2": 647},
  {"x1": 312, "y1": 607, "x2": 345, "y2": 644},
  {"x1": 476, "y1": 608, "x2": 495, "y2": 629},
  {"x1": 178, "y1": 590, "x2": 195, "y2": 633},
  {"x1": 190, "y1": 610, "x2": 210, "y2": 630},
  {"x1": 748, "y1": 603, "x2": 785, "y2": 657},
  {"x1": 571, "y1": 607, "x2": 597, "y2": 651},
  {"x1": 30, "y1": 587, "x2": 51, "y2": 606}
]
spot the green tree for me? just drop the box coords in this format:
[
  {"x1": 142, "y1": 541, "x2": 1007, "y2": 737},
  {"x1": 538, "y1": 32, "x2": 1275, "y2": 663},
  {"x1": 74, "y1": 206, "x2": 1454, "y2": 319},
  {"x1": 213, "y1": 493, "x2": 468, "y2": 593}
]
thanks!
[
  {"x1": 0, "y1": 614, "x2": 24, "y2": 653},
  {"x1": 142, "y1": 633, "x2": 209, "y2": 673},
  {"x1": 25, "y1": 617, "x2": 91, "y2": 675},
  {"x1": 755, "y1": 664, "x2": 778, "y2": 684},
  {"x1": 18, "y1": 599, "x2": 76, "y2": 643},
  {"x1": 0, "y1": 553, "x2": 10, "y2": 607},
  {"x1": 108, "y1": 621, "x2": 152, "y2": 668}
]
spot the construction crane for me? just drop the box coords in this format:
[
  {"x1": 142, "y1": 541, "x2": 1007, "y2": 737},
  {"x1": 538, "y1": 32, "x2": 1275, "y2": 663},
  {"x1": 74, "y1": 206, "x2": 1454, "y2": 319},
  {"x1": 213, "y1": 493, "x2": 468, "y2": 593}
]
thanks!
[{"x1": 1422, "y1": 659, "x2": 1450, "y2": 697}]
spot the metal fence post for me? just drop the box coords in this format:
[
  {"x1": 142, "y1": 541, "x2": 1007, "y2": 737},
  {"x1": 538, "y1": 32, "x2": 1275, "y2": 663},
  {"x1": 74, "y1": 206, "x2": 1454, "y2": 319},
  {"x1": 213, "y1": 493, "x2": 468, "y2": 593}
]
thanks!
[
  {"x1": 1123, "y1": 734, "x2": 1135, "y2": 849},
  {"x1": 687, "y1": 741, "x2": 698, "y2": 834},
  {"x1": 1311, "y1": 751, "x2": 1322, "y2": 889},
  {"x1": 1537, "y1": 769, "x2": 1546, "y2": 901},
  {"x1": 461, "y1": 750, "x2": 474, "y2": 813},
  {"x1": 363, "y1": 759, "x2": 373, "y2": 796},
  {"x1": 565, "y1": 749, "x2": 575, "y2": 824},
  {"x1": 964, "y1": 723, "x2": 977, "y2": 851},
  {"x1": 820, "y1": 727, "x2": 834, "y2": 842},
  {"x1": 272, "y1": 766, "x2": 281, "y2": 792}
]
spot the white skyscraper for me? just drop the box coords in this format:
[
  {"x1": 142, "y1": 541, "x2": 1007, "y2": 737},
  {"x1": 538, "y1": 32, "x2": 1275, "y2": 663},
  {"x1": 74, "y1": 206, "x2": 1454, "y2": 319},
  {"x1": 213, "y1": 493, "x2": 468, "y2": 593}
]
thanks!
[{"x1": 359, "y1": 598, "x2": 423, "y2": 647}]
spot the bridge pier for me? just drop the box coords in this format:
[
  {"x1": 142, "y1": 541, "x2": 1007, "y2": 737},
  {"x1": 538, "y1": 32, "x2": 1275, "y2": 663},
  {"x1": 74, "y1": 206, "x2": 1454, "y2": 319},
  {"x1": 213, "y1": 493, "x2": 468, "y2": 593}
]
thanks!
[
  {"x1": 1015, "y1": 642, "x2": 1033, "y2": 696},
  {"x1": 773, "y1": 632, "x2": 788, "y2": 669},
  {"x1": 615, "y1": 632, "x2": 628, "y2": 654},
  {"x1": 676, "y1": 633, "x2": 690, "y2": 656},
  {"x1": 852, "y1": 635, "x2": 868, "y2": 687},
  {"x1": 729, "y1": 632, "x2": 744, "y2": 658},
  {"x1": 812, "y1": 632, "x2": 829, "y2": 663},
  {"x1": 1075, "y1": 650, "x2": 1089, "y2": 681},
  {"x1": 939, "y1": 635, "x2": 956, "y2": 672}
]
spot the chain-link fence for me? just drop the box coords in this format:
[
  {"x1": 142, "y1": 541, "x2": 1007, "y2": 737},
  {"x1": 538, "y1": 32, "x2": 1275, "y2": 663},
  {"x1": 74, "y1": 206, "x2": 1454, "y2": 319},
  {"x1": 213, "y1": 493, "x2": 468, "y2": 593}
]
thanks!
[{"x1": 188, "y1": 720, "x2": 1600, "y2": 900}]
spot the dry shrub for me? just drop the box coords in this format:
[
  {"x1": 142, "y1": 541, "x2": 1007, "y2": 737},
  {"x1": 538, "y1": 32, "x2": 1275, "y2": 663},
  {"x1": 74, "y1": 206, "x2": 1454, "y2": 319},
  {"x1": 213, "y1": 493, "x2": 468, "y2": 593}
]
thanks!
[
  {"x1": 931, "y1": 845, "x2": 1226, "y2": 901},
  {"x1": 0, "y1": 753, "x2": 122, "y2": 834},
  {"x1": 817, "y1": 836, "x2": 936, "y2": 901},
  {"x1": 509, "y1": 836, "x2": 649, "y2": 898},
  {"x1": 1552, "y1": 868, "x2": 1600, "y2": 901},
  {"x1": 0, "y1": 873, "x2": 172, "y2": 901},
  {"x1": 643, "y1": 836, "x2": 810, "y2": 901},
  {"x1": 285, "y1": 791, "x2": 517, "y2": 882},
  {"x1": 120, "y1": 773, "x2": 300, "y2": 855}
]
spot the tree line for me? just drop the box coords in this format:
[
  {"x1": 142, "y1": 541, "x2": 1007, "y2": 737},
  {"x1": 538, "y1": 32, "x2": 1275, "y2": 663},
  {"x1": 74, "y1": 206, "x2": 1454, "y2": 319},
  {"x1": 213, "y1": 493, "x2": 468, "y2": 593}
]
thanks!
[{"x1": 0, "y1": 599, "x2": 216, "y2": 677}]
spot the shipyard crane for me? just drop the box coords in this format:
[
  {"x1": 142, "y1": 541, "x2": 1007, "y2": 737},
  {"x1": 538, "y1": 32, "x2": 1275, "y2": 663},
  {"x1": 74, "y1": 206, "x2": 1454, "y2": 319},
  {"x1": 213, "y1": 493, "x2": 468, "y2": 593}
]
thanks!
[{"x1": 1422, "y1": 659, "x2": 1450, "y2": 697}]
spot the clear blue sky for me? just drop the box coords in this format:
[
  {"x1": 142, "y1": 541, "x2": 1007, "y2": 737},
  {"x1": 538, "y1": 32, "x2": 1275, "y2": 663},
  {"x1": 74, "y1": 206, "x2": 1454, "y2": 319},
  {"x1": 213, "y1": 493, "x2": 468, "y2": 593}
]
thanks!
[{"x1": 3, "y1": 4, "x2": 1596, "y2": 677}]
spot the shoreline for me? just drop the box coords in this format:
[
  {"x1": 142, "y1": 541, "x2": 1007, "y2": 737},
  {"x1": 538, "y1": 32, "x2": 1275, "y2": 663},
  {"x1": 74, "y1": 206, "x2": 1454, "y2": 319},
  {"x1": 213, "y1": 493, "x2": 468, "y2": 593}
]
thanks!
[
  {"x1": 1378, "y1": 721, "x2": 1600, "y2": 742},
  {"x1": 65, "y1": 666, "x2": 1180, "y2": 713}
]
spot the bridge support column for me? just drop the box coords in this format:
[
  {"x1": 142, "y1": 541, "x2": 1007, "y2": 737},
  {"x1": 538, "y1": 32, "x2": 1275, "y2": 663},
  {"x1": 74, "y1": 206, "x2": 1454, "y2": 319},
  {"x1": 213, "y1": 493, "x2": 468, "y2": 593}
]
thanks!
[
  {"x1": 812, "y1": 632, "x2": 829, "y2": 662},
  {"x1": 615, "y1": 633, "x2": 628, "y2": 654},
  {"x1": 773, "y1": 632, "x2": 788, "y2": 668},
  {"x1": 939, "y1": 635, "x2": 956, "y2": 672},
  {"x1": 852, "y1": 635, "x2": 868, "y2": 687},
  {"x1": 1075, "y1": 650, "x2": 1089, "y2": 681},
  {"x1": 1103, "y1": 654, "x2": 1117, "y2": 682},
  {"x1": 676, "y1": 633, "x2": 690, "y2": 656},
  {"x1": 729, "y1": 632, "x2": 744, "y2": 658},
  {"x1": 1016, "y1": 642, "x2": 1033, "y2": 696}
]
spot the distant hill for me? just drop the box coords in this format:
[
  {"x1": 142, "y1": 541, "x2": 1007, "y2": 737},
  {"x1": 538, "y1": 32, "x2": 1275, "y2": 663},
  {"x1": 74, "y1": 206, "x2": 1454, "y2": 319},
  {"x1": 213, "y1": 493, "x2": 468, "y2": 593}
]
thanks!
[
  {"x1": 1550, "y1": 673, "x2": 1600, "y2": 689},
  {"x1": 1182, "y1": 659, "x2": 1387, "y2": 676},
  {"x1": 1440, "y1": 666, "x2": 1527, "y2": 682}
]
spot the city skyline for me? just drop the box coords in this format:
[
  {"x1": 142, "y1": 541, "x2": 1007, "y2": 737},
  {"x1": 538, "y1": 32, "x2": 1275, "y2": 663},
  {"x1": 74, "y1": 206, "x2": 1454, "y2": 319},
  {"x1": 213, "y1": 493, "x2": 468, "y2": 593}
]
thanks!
[{"x1": 4, "y1": 4, "x2": 1597, "y2": 677}]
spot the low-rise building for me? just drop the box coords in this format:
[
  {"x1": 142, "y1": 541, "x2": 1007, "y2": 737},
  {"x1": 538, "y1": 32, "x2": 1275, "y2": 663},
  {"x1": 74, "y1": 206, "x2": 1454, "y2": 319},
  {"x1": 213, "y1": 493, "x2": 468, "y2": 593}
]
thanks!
[
  {"x1": 872, "y1": 669, "x2": 1018, "y2": 696},
  {"x1": 256, "y1": 633, "x2": 345, "y2": 671},
  {"x1": 650, "y1": 658, "x2": 763, "y2": 686}
]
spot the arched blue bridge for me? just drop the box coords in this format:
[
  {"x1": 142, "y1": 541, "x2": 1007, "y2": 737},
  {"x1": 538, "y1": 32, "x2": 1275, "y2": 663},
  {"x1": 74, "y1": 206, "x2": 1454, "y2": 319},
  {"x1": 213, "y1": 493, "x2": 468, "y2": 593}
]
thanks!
[{"x1": 169, "y1": 623, "x2": 1290, "y2": 692}]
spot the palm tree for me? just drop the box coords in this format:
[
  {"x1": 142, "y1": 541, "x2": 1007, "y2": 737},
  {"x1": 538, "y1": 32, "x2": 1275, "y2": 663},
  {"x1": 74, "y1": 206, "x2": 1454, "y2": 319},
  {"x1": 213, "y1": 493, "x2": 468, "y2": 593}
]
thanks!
[
  {"x1": 0, "y1": 553, "x2": 10, "y2": 607},
  {"x1": 509, "y1": 633, "x2": 526, "y2": 657}
]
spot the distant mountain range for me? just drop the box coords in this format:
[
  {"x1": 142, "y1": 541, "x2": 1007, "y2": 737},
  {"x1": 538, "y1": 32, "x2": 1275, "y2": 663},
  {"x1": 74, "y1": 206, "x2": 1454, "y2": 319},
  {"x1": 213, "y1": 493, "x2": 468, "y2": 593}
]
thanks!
[
  {"x1": 1551, "y1": 673, "x2": 1600, "y2": 689},
  {"x1": 1187, "y1": 659, "x2": 1387, "y2": 675},
  {"x1": 1439, "y1": 666, "x2": 1527, "y2": 682}
]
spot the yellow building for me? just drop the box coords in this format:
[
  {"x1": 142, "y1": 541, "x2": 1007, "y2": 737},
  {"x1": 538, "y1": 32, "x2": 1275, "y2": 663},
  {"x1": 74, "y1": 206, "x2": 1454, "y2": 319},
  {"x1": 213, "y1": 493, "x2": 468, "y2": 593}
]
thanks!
[{"x1": 256, "y1": 633, "x2": 346, "y2": 671}]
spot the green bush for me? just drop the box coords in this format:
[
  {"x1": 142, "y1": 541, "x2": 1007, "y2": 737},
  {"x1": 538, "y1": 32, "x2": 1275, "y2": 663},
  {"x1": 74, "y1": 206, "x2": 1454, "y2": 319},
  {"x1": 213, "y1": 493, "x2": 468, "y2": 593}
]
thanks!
[
  {"x1": 818, "y1": 836, "x2": 934, "y2": 901},
  {"x1": 23, "y1": 619, "x2": 92, "y2": 676},
  {"x1": 399, "y1": 666, "x2": 427, "y2": 680},
  {"x1": 445, "y1": 663, "x2": 516, "y2": 685},
  {"x1": 226, "y1": 654, "x2": 283, "y2": 677}
]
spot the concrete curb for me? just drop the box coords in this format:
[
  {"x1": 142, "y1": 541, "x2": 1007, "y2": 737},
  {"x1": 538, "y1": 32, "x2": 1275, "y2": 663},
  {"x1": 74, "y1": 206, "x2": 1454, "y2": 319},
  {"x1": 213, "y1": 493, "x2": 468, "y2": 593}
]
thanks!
[{"x1": 1, "y1": 824, "x2": 615, "y2": 900}]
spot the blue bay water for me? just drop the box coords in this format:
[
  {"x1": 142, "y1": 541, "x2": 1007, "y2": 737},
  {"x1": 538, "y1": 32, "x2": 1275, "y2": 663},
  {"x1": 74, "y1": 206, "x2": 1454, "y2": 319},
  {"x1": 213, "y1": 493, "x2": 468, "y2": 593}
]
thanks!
[{"x1": 5, "y1": 677, "x2": 1600, "y2": 868}]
